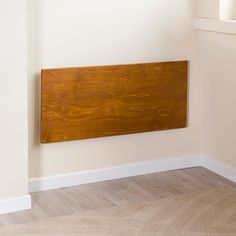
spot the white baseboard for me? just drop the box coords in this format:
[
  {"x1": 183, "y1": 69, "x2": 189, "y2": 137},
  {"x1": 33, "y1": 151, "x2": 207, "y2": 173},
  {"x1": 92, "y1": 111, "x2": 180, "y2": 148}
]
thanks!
[
  {"x1": 0, "y1": 195, "x2": 31, "y2": 215},
  {"x1": 28, "y1": 154, "x2": 236, "y2": 193},
  {"x1": 2, "y1": 155, "x2": 235, "y2": 215},
  {"x1": 29, "y1": 154, "x2": 200, "y2": 192},
  {"x1": 201, "y1": 155, "x2": 236, "y2": 183}
]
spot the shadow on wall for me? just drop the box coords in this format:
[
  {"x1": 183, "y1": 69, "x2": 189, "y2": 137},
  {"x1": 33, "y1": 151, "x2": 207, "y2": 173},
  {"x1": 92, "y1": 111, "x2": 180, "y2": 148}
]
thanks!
[
  {"x1": 28, "y1": 0, "x2": 42, "y2": 178},
  {"x1": 28, "y1": 72, "x2": 41, "y2": 178}
]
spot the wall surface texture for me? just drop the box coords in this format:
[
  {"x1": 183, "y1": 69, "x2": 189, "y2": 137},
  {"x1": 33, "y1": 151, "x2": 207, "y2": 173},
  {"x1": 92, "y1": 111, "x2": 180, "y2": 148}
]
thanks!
[
  {"x1": 198, "y1": 2, "x2": 236, "y2": 169},
  {"x1": 0, "y1": 0, "x2": 28, "y2": 199},
  {"x1": 198, "y1": 0, "x2": 220, "y2": 18},
  {"x1": 200, "y1": 32, "x2": 236, "y2": 169},
  {"x1": 28, "y1": 0, "x2": 200, "y2": 178}
]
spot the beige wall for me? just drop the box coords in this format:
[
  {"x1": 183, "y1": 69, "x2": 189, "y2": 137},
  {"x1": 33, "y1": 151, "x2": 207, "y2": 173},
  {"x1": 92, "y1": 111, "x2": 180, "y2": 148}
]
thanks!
[
  {"x1": 199, "y1": 31, "x2": 236, "y2": 168},
  {"x1": 197, "y1": 0, "x2": 236, "y2": 168},
  {"x1": 28, "y1": 0, "x2": 201, "y2": 178},
  {"x1": 0, "y1": 0, "x2": 28, "y2": 199},
  {"x1": 220, "y1": 0, "x2": 236, "y2": 20},
  {"x1": 198, "y1": 0, "x2": 220, "y2": 18},
  {"x1": 1, "y1": 0, "x2": 236, "y2": 206},
  {"x1": 198, "y1": 0, "x2": 236, "y2": 20}
]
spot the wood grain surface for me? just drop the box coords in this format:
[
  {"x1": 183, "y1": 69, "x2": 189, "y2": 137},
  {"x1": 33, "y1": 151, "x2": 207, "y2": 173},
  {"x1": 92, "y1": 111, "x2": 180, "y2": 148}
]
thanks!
[{"x1": 41, "y1": 61, "x2": 188, "y2": 143}]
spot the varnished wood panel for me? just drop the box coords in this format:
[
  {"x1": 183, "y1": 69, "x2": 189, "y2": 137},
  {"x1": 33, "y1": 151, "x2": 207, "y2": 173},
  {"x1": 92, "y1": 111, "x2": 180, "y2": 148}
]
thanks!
[{"x1": 41, "y1": 61, "x2": 188, "y2": 143}]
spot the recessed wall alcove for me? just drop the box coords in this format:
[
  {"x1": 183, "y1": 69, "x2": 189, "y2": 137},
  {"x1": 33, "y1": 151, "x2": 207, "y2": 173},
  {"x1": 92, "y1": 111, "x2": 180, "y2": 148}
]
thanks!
[
  {"x1": 2, "y1": 0, "x2": 236, "y2": 216},
  {"x1": 28, "y1": 0, "x2": 199, "y2": 180}
]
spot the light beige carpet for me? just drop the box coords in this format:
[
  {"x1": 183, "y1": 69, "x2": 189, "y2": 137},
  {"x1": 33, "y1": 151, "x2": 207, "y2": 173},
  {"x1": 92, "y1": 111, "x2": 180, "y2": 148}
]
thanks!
[{"x1": 1, "y1": 188, "x2": 236, "y2": 236}]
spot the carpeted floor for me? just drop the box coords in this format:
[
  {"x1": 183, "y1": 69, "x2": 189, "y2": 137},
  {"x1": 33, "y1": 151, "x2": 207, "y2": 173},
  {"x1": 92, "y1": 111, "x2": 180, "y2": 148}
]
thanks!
[{"x1": 1, "y1": 187, "x2": 236, "y2": 235}]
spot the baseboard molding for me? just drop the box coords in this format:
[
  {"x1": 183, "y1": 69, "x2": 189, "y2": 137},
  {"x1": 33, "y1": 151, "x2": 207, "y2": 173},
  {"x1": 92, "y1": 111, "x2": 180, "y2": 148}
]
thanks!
[
  {"x1": 2, "y1": 155, "x2": 235, "y2": 215},
  {"x1": 201, "y1": 156, "x2": 236, "y2": 183},
  {"x1": 0, "y1": 195, "x2": 31, "y2": 215},
  {"x1": 29, "y1": 154, "x2": 200, "y2": 192},
  {"x1": 28, "y1": 155, "x2": 236, "y2": 193}
]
